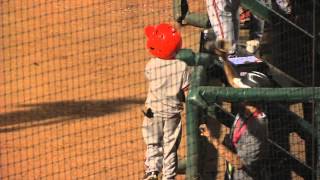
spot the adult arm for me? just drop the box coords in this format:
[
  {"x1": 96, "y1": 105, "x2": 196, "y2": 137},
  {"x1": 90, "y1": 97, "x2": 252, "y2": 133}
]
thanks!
[
  {"x1": 199, "y1": 124, "x2": 243, "y2": 169},
  {"x1": 211, "y1": 44, "x2": 245, "y2": 88}
]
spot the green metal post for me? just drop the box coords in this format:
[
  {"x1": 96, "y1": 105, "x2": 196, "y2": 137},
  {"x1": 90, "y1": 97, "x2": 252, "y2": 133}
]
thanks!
[
  {"x1": 176, "y1": 49, "x2": 196, "y2": 66},
  {"x1": 184, "y1": 13, "x2": 210, "y2": 28},
  {"x1": 186, "y1": 100, "x2": 200, "y2": 179},
  {"x1": 175, "y1": 50, "x2": 195, "y2": 176},
  {"x1": 176, "y1": 49, "x2": 220, "y2": 177},
  {"x1": 186, "y1": 66, "x2": 207, "y2": 180},
  {"x1": 195, "y1": 52, "x2": 220, "y2": 67},
  {"x1": 176, "y1": 49, "x2": 220, "y2": 67}
]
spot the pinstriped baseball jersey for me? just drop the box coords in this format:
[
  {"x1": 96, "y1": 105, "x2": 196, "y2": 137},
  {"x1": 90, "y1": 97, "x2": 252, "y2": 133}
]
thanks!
[
  {"x1": 205, "y1": 0, "x2": 240, "y2": 54},
  {"x1": 145, "y1": 57, "x2": 190, "y2": 116}
]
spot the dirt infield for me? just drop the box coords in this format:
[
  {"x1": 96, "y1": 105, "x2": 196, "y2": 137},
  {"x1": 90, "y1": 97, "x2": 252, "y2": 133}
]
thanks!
[{"x1": 0, "y1": 0, "x2": 209, "y2": 179}]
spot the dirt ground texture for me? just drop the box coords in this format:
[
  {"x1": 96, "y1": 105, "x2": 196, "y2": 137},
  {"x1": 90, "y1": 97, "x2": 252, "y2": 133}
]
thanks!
[{"x1": 0, "y1": 0, "x2": 210, "y2": 179}]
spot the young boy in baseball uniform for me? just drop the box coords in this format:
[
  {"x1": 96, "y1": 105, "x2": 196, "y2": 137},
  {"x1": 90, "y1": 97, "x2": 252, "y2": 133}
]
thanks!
[{"x1": 142, "y1": 23, "x2": 191, "y2": 180}]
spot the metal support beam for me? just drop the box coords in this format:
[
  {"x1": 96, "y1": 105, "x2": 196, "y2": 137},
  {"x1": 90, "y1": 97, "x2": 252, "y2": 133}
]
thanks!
[
  {"x1": 189, "y1": 87, "x2": 320, "y2": 137},
  {"x1": 184, "y1": 13, "x2": 210, "y2": 28},
  {"x1": 185, "y1": 66, "x2": 207, "y2": 180},
  {"x1": 191, "y1": 87, "x2": 320, "y2": 107},
  {"x1": 176, "y1": 49, "x2": 220, "y2": 67},
  {"x1": 176, "y1": 49, "x2": 196, "y2": 66}
]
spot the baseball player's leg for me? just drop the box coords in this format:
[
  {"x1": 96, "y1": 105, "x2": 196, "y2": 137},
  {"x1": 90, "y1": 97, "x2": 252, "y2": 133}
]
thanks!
[
  {"x1": 249, "y1": 14, "x2": 265, "y2": 41},
  {"x1": 206, "y1": 0, "x2": 240, "y2": 54},
  {"x1": 249, "y1": 0, "x2": 269, "y2": 40},
  {"x1": 162, "y1": 114, "x2": 182, "y2": 179},
  {"x1": 142, "y1": 116, "x2": 164, "y2": 173},
  {"x1": 232, "y1": 5, "x2": 240, "y2": 51}
]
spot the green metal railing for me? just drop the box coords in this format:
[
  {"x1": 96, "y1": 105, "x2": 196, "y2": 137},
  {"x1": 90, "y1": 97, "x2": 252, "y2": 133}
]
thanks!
[
  {"x1": 176, "y1": 48, "x2": 319, "y2": 179},
  {"x1": 190, "y1": 88, "x2": 319, "y2": 179},
  {"x1": 173, "y1": 0, "x2": 319, "y2": 179}
]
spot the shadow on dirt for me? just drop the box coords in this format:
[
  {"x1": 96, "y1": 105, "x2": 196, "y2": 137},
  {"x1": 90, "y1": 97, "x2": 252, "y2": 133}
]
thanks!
[{"x1": 0, "y1": 98, "x2": 144, "y2": 132}]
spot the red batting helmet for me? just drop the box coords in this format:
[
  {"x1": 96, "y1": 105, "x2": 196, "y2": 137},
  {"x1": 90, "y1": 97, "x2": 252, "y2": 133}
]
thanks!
[{"x1": 144, "y1": 23, "x2": 182, "y2": 59}]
